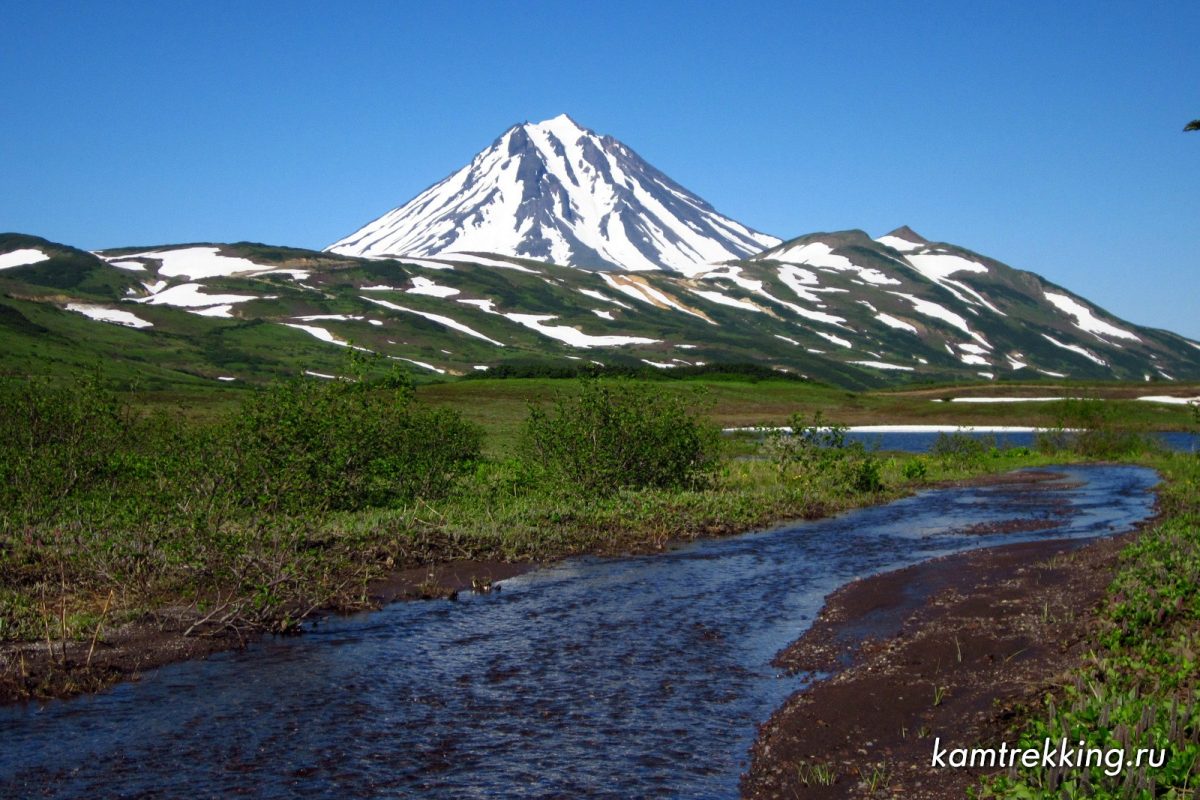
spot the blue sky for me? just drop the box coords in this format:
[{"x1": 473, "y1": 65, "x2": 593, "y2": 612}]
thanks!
[{"x1": 3, "y1": 0, "x2": 1198, "y2": 337}]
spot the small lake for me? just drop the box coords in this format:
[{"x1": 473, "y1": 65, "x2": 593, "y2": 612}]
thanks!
[
  {"x1": 0, "y1": 465, "x2": 1159, "y2": 799},
  {"x1": 842, "y1": 429, "x2": 1198, "y2": 453}
]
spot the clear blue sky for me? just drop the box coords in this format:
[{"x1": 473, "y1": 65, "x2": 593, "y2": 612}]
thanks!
[{"x1": 3, "y1": 0, "x2": 1198, "y2": 338}]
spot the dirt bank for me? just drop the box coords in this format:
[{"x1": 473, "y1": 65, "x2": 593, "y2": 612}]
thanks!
[
  {"x1": 0, "y1": 559, "x2": 531, "y2": 704},
  {"x1": 741, "y1": 523, "x2": 1145, "y2": 798}
]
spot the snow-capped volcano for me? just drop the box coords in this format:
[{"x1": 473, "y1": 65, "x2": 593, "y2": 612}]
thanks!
[{"x1": 327, "y1": 114, "x2": 780, "y2": 272}]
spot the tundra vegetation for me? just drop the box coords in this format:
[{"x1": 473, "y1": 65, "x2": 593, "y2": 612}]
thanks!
[{"x1": 0, "y1": 367, "x2": 1198, "y2": 797}]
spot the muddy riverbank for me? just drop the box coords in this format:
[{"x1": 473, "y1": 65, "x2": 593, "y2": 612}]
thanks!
[
  {"x1": 0, "y1": 559, "x2": 533, "y2": 704},
  {"x1": 742, "y1": 515, "x2": 1152, "y2": 798}
]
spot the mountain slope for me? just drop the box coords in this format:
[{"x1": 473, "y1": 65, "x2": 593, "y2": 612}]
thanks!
[
  {"x1": 327, "y1": 114, "x2": 779, "y2": 272},
  {"x1": 3, "y1": 231, "x2": 1199, "y2": 388}
]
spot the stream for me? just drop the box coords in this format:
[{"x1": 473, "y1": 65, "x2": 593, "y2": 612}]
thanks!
[{"x1": 0, "y1": 465, "x2": 1159, "y2": 799}]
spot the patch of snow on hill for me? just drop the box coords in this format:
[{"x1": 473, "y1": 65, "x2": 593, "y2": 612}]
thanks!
[
  {"x1": 407, "y1": 277, "x2": 460, "y2": 297},
  {"x1": 437, "y1": 253, "x2": 540, "y2": 273},
  {"x1": 875, "y1": 313, "x2": 918, "y2": 333},
  {"x1": 1043, "y1": 291, "x2": 1141, "y2": 343},
  {"x1": 767, "y1": 242, "x2": 900, "y2": 286},
  {"x1": 1136, "y1": 395, "x2": 1200, "y2": 406},
  {"x1": 392, "y1": 357, "x2": 445, "y2": 374},
  {"x1": 699, "y1": 266, "x2": 764, "y2": 293},
  {"x1": 192, "y1": 305, "x2": 235, "y2": 318},
  {"x1": 875, "y1": 235, "x2": 922, "y2": 253},
  {"x1": 850, "y1": 360, "x2": 914, "y2": 371},
  {"x1": 284, "y1": 323, "x2": 348, "y2": 345},
  {"x1": 600, "y1": 274, "x2": 714, "y2": 323},
  {"x1": 66, "y1": 303, "x2": 153, "y2": 329},
  {"x1": 131, "y1": 283, "x2": 260, "y2": 309},
  {"x1": 689, "y1": 289, "x2": 762, "y2": 312},
  {"x1": 815, "y1": 331, "x2": 852, "y2": 348},
  {"x1": 456, "y1": 298, "x2": 499, "y2": 314},
  {"x1": 906, "y1": 253, "x2": 988, "y2": 282},
  {"x1": 108, "y1": 260, "x2": 147, "y2": 272},
  {"x1": 363, "y1": 297, "x2": 505, "y2": 345},
  {"x1": 1040, "y1": 333, "x2": 1108, "y2": 367},
  {"x1": 0, "y1": 249, "x2": 50, "y2": 269},
  {"x1": 888, "y1": 292, "x2": 990, "y2": 348},
  {"x1": 578, "y1": 288, "x2": 632, "y2": 308},
  {"x1": 113, "y1": 247, "x2": 273, "y2": 280},
  {"x1": 502, "y1": 313, "x2": 660, "y2": 348}
]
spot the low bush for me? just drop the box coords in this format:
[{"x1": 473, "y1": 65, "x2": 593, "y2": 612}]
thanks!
[
  {"x1": 229, "y1": 374, "x2": 482, "y2": 513},
  {"x1": 765, "y1": 412, "x2": 885, "y2": 496},
  {"x1": 931, "y1": 431, "x2": 996, "y2": 470},
  {"x1": 1035, "y1": 398, "x2": 1159, "y2": 459},
  {"x1": 521, "y1": 379, "x2": 720, "y2": 495},
  {"x1": 0, "y1": 374, "x2": 132, "y2": 526}
]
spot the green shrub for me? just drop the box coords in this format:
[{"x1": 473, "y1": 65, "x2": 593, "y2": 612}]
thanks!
[
  {"x1": 766, "y1": 412, "x2": 885, "y2": 496},
  {"x1": 902, "y1": 457, "x2": 929, "y2": 481},
  {"x1": 0, "y1": 375, "x2": 130, "y2": 525},
  {"x1": 520, "y1": 379, "x2": 720, "y2": 495},
  {"x1": 1035, "y1": 398, "x2": 1158, "y2": 459},
  {"x1": 229, "y1": 373, "x2": 482, "y2": 513},
  {"x1": 930, "y1": 430, "x2": 995, "y2": 470}
]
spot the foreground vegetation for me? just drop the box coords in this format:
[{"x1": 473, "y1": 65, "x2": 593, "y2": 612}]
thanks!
[
  {"x1": 980, "y1": 450, "x2": 1200, "y2": 799},
  {"x1": 2, "y1": 366, "x2": 1199, "y2": 798},
  {"x1": 1, "y1": 370, "x2": 1093, "y2": 691}
]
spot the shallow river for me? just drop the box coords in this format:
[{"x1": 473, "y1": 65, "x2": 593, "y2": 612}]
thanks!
[{"x1": 0, "y1": 465, "x2": 1158, "y2": 799}]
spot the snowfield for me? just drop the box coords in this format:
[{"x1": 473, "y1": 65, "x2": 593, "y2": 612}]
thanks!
[
  {"x1": 502, "y1": 313, "x2": 659, "y2": 348},
  {"x1": 1043, "y1": 291, "x2": 1141, "y2": 342},
  {"x1": 0, "y1": 249, "x2": 50, "y2": 269},
  {"x1": 107, "y1": 247, "x2": 275, "y2": 280},
  {"x1": 66, "y1": 303, "x2": 153, "y2": 329}
]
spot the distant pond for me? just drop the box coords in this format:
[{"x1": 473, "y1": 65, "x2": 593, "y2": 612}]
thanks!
[{"x1": 728, "y1": 426, "x2": 1199, "y2": 454}]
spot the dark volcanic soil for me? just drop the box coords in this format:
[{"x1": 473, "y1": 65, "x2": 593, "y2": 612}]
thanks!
[
  {"x1": 741, "y1": 529, "x2": 1141, "y2": 799},
  {"x1": 0, "y1": 559, "x2": 532, "y2": 704}
]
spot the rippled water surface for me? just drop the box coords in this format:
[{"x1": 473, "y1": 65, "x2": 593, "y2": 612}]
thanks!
[{"x1": 0, "y1": 465, "x2": 1158, "y2": 799}]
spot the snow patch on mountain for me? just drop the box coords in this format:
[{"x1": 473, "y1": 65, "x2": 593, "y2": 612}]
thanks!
[
  {"x1": 850, "y1": 360, "x2": 914, "y2": 371},
  {"x1": 1043, "y1": 291, "x2": 1141, "y2": 343},
  {"x1": 362, "y1": 297, "x2": 504, "y2": 346},
  {"x1": 875, "y1": 235, "x2": 922, "y2": 253},
  {"x1": 888, "y1": 292, "x2": 990, "y2": 348},
  {"x1": 906, "y1": 253, "x2": 988, "y2": 282},
  {"x1": 689, "y1": 288, "x2": 762, "y2": 312},
  {"x1": 110, "y1": 247, "x2": 273, "y2": 280},
  {"x1": 1041, "y1": 333, "x2": 1108, "y2": 367},
  {"x1": 131, "y1": 283, "x2": 261, "y2": 310},
  {"x1": 501, "y1": 313, "x2": 660, "y2": 348},
  {"x1": 0, "y1": 248, "x2": 50, "y2": 269},
  {"x1": 407, "y1": 277, "x2": 461, "y2": 298},
  {"x1": 109, "y1": 260, "x2": 147, "y2": 272},
  {"x1": 67, "y1": 303, "x2": 153, "y2": 329},
  {"x1": 600, "y1": 273, "x2": 714, "y2": 323},
  {"x1": 578, "y1": 288, "x2": 632, "y2": 308},
  {"x1": 760, "y1": 241, "x2": 901, "y2": 286},
  {"x1": 815, "y1": 331, "x2": 852, "y2": 348}
]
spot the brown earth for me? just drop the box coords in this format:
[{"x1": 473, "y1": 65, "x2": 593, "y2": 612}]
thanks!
[
  {"x1": 0, "y1": 558, "x2": 531, "y2": 705},
  {"x1": 741, "y1": 524, "x2": 1148, "y2": 799}
]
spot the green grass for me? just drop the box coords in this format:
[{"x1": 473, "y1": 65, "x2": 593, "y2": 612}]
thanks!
[
  {"x1": 977, "y1": 452, "x2": 1200, "y2": 799},
  {"x1": 415, "y1": 378, "x2": 1199, "y2": 456}
]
